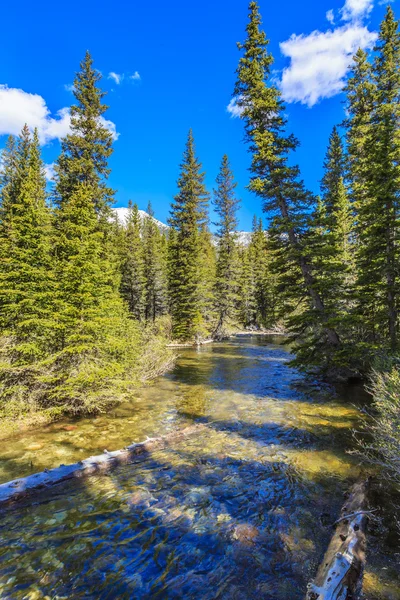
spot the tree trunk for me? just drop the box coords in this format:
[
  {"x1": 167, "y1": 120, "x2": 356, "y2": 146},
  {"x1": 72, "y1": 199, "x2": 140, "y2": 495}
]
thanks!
[
  {"x1": 0, "y1": 424, "x2": 205, "y2": 508},
  {"x1": 306, "y1": 479, "x2": 370, "y2": 600}
]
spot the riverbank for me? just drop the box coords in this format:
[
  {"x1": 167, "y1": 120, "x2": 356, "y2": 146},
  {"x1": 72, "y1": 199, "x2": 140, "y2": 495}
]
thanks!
[{"x1": 0, "y1": 338, "x2": 176, "y2": 441}]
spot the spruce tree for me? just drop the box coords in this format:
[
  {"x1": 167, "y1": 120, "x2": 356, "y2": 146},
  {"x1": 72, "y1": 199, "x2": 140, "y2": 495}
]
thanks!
[
  {"x1": 55, "y1": 51, "x2": 114, "y2": 222},
  {"x1": 51, "y1": 53, "x2": 140, "y2": 411},
  {"x1": 120, "y1": 201, "x2": 146, "y2": 320},
  {"x1": 369, "y1": 6, "x2": 400, "y2": 351},
  {"x1": 0, "y1": 127, "x2": 54, "y2": 365},
  {"x1": 168, "y1": 130, "x2": 210, "y2": 340},
  {"x1": 249, "y1": 218, "x2": 277, "y2": 329},
  {"x1": 237, "y1": 244, "x2": 257, "y2": 328},
  {"x1": 213, "y1": 155, "x2": 241, "y2": 336},
  {"x1": 308, "y1": 129, "x2": 355, "y2": 364},
  {"x1": 143, "y1": 203, "x2": 168, "y2": 322},
  {"x1": 234, "y1": 1, "x2": 341, "y2": 368}
]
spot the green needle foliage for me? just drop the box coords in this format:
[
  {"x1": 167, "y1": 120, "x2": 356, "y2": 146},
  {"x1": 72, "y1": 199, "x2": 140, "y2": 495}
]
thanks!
[
  {"x1": 55, "y1": 51, "x2": 114, "y2": 224},
  {"x1": 234, "y1": 1, "x2": 341, "y2": 370},
  {"x1": 168, "y1": 130, "x2": 211, "y2": 341},
  {"x1": 0, "y1": 127, "x2": 54, "y2": 359},
  {"x1": 311, "y1": 128, "x2": 354, "y2": 361},
  {"x1": 143, "y1": 203, "x2": 169, "y2": 322},
  {"x1": 213, "y1": 155, "x2": 241, "y2": 336},
  {"x1": 120, "y1": 201, "x2": 146, "y2": 320}
]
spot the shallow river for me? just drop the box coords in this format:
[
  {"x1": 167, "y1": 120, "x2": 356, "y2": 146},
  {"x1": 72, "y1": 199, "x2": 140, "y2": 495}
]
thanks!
[{"x1": 0, "y1": 336, "x2": 399, "y2": 599}]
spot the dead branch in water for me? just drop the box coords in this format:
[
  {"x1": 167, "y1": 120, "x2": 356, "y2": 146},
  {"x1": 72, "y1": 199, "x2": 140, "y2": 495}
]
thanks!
[
  {"x1": 306, "y1": 479, "x2": 371, "y2": 600},
  {"x1": 0, "y1": 424, "x2": 205, "y2": 509}
]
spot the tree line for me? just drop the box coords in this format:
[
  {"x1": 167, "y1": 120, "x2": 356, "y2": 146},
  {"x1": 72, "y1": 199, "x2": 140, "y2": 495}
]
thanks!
[
  {"x1": 2, "y1": 2, "x2": 400, "y2": 426},
  {"x1": 0, "y1": 53, "x2": 274, "y2": 423},
  {"x1": 234, "y1": 1, "x2": 400, "y2": 378}
]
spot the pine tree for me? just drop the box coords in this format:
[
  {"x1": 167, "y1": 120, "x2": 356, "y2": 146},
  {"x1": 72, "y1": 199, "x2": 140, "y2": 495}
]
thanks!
[
  {"x1": 50, "y1": 53, "x2": 140, "y2": 411},
  {"x1": 168, "y1": 130, "x2": 210, "y2": 340},
  {"x1": 143, "y1": 202, "x2": 168, "y2": 322},
  {"x1": 198, "y1": 223, "x2": 216, "y2": 335},
  {"x1": 0, "y1": 127, "x2": 54, "y2": 364},
  {"x1": 120, "y1": 201, "x2": 146, "y2": 320},
  {"x1": 308, "y1": 129, "x2": 355, "y2": 364},
  {"x1": 55, "y1": 51, "x2": 114, "y2": 223},
  {"x1": 346, "y1": 8, "x2": 400, "y2": 354},
  {"x1": 213, "y1": 155, "x2": 241, "y2": 335},
  {"x1": 237, "y1": 244, "x2": 257, "y2": 328},
  {"x1": 320, "y1": 126, "x2": 348, "y2": 215},
  {"x1": 369, "y1": 6, "x2": 400, "y2": 351},
  {"x1": 249, "y1": 218, "x2": 277, "y2": 328},
  {"x1": 234, "y1": 1, "x2": 341, "y2": 368}
]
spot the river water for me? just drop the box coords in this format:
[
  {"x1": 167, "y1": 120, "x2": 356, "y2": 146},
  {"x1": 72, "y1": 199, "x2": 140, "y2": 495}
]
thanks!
[{"x1": 0, "y1": 335, "x2": 399, "y2": 599}]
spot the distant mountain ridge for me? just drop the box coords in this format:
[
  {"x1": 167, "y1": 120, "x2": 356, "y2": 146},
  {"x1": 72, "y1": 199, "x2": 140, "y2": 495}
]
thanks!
[{"x1": 113, "y1": 208, "x2": 252, "y2": 247}]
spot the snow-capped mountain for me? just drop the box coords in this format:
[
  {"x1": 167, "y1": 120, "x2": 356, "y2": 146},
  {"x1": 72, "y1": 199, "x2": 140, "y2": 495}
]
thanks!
[
  {"x1": 113, "y1": 207, "x2": 169, "y2": 234},
  {"x1": 113, "y1": 208, "x2": 252, "y2": 246}
]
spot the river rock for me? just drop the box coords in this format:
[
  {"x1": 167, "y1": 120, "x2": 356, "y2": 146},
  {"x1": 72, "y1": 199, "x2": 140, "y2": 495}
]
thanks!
[
  {"x1": 232, "y1": 523, "x2": 260, "y2": 545},
  {"x1": 25, "y1": 443, "x2": 43, "y2": 451}
]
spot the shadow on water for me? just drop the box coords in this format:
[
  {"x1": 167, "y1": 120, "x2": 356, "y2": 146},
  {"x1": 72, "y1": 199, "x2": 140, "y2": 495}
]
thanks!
[{"x1": 0, "y1": 335, "x2": 399, "y2": 599}]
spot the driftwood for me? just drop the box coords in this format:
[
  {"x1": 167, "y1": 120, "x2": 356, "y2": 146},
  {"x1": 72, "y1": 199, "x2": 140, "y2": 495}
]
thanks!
[
  {"x1": 306, "y1": 479, "x2": 370, "y2": 600},
  {"x1": 0, "y1": 424, "x2": 204, "y2": 509},
  {"x1": 167, "y1": 339, "x2": 214, "y2": 348}
]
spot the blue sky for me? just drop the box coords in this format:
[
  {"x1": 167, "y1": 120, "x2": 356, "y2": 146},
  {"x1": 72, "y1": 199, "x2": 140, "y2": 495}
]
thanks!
[{"x1": 0, "y1": 0, "x2": 394, "y2": 230}]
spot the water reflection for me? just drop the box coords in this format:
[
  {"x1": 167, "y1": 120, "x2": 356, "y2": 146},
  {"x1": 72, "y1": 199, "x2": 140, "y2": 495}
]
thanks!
[{"x1": 0, "y1": 336, "x2": 399, "y2": 599}]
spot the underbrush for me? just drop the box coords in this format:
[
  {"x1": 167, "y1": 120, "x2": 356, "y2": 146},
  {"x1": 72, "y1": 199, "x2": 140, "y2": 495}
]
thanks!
[{"x1": 0, "y1": 315, "x2": 175, "y2": 437}]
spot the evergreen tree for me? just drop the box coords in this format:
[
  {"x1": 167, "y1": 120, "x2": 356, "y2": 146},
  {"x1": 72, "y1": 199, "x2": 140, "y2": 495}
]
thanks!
[
  {"x1": 213, "y1": 155, "x2": 241, "y2": 335},
  {"x1": 306, "y1": 129, "x2": 355, "y2": 366},
  {"x1": 120, "y1": 201, "x2": 146, "y2": 320},
  {"x1": 234, "y1": 1, "x2": 341, "y2": 368},
  {"x1": 55, "y1": 51, "x2": 114, "y2": 223},
  {"x1": 50, "y1": 53, "x2": 140, "y2": 411},
  {"x1": 237, "y1": 244, "x2": 257, "y2": 328},
  {"x1": 320, "y1": 126, "x2": 348, "y2": 215},
  {"x1": 198, "y1": 223, "x2": 216, "y2": 335},
  {"x1": 0, "y1": 127, "x2": 54, "y2": 364},
  {"x1": 143, "y1": 203, "x2": 168, "y2": 322},
  {"x1": 249, "y1": 218, "x2": 277, "y2": 328},
  {"x1": 168, "y1": 130, "x2": 210, "y2": 340},
  {"x1": 368, "y1": 6, "x2": 400, "y2": 351}
]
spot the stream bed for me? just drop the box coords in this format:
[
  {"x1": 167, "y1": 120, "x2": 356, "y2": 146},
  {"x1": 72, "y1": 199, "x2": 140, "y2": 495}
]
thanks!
[{"x1": 0, "y1": 335, "x2": 399, "y2": 599}]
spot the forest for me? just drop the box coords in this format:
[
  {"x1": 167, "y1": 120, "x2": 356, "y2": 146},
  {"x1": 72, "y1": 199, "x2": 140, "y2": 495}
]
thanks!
[{"x1": 0, "y1": 0, "x2": 399, "y2": 527}]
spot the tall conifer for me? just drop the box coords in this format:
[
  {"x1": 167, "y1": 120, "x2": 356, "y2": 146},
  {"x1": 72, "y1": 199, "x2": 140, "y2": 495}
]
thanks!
[
  {"x1": 213, "y1": 155, "x2": 240, "y2": 335},
  {"x1": 234, "y1": 1, "x2": 341, "y2": 368},
  {"x1": 168, "y1": 130, "x2": 210, "y2": 340},
  {"x1": 120, "y1": 201, "x2": 146, "y2": 320}
]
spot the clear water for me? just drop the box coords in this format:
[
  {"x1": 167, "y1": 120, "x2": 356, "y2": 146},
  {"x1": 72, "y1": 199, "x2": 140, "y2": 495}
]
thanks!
[{"x1": 0, "y1": 336, "x2": 399, "y2": 599}]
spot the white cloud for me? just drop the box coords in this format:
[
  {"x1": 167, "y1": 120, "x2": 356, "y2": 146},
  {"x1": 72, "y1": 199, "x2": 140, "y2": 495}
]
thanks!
[
  {"x1": 341, "y1": 0, "x2": 374, "y2": 21},
  {"x1": 0, "y1": 85, "x2": 119, "y2": 143},
  {"x1": 130, "y1": 71, "x2": 141, "y2": 81},
  {"x1": 226, "y1": 97, "x2": 244, "y2": 118},
  {"x1": 64, "y1": 83, "x2": 75, "y2": 93},
  {"x1": 108, "y1": 72, "x2": 123, "y2": 85},
  {"x1": 44, "y1": 162, "x2": 56, "y2": 182},
  {"x1": 326, "y1": 9, "x2": 335, "y2": 24},
  {"x1": 279, "y1": 0, "x2": 377, "y2": 107}
]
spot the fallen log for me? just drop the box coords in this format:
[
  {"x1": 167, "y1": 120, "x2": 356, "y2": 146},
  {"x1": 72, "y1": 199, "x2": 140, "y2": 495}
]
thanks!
[
  {"x1": 306, "y1": 479, "x2": 370, "y2": 600},
  {"x1": 0, "y1": 424, "x2": 204, "y2": 509}
]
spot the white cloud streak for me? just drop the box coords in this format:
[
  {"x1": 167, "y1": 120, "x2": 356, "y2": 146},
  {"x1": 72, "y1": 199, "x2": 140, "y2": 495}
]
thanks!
[
  {"x1": 44, "y1": 162, "x2": 56, "y2": 182},
  {"x1": 279, "y1": 0, "x2": 377, "y2": 107},
  {"x1": 108, "y1": 72, "x2": 124, "y2": 85},
  {"x1": 341, "y1": 0, "x2": 374, "y2": 21},
  {"x1": 0, "y1": 85, "x2": 119, "y2": 143},
  {"x1": 130, "y1": 71, "x2": 141, "y2": 81},
  {"x1": 326, "y1": 9, "x2": 335, "y2": 24},
  {"x1": 226, "y1": 97, "x2": 244, "y2": 118}
]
